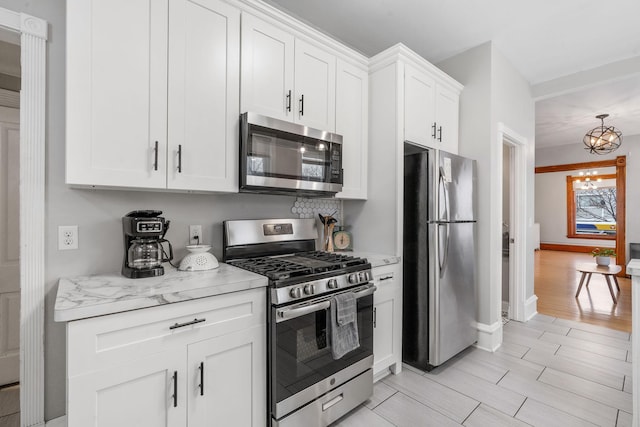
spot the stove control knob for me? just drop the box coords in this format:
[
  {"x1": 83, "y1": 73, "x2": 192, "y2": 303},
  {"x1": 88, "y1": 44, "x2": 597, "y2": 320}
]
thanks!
[
  {"x1": 304, "y1": 284, "x2": 315, "y2": 295},
  {"x1": 348, "y1": 274, "x2": 357, "y2": 284},
  {"x1": 363, "y1": 271, "x2": 370, "y2": 281},
  {"x1": 327, "y1": 279, "x2": 338, "y2": 289},
  {"x1": 358, "y1": 272, "x2": 365, "y2": 281},
  {"x1": 289, "y1": 287, "x2": 302, "y2": 299}
]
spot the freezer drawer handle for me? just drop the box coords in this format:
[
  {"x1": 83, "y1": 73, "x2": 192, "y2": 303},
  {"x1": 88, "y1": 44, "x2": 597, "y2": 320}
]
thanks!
[
  {"x1": 169, "y1": 318, "x2": 206, "y2": 330},
  {"x1": 322, "y1": 394, "x2": 344, "y2": 411}
]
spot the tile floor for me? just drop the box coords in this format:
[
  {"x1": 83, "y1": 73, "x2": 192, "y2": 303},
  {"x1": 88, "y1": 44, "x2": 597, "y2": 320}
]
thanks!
[{"x1": 333, "y1": 314, "x2": 633, "y2": 427}]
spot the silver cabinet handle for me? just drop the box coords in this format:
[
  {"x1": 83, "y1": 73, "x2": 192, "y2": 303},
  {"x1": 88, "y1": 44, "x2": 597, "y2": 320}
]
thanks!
[
  {"x1": 177, "y1": 144, "x2": 182, "y2": 173},
  {"x1": 198, "y1": 362, "x2": 204, "y2": 396},
  {"x1": 437, "y1": 126, "x2": 443, "y2": 142},
  {"x1": 432, "y1": 122, "x2": 437, "y2": 139},
  {"x1": 373, "y1": 307, "x2": 377, "y2": 328},
  {"x1": 286, "y1": 90, "x2": 292, "y2": 112},
  {"x1": 169, "y1": 318, "x2": 205, "y2": 330},
  {"x1": 299, "y1": 94, "x2": 304, "y2": 116}
]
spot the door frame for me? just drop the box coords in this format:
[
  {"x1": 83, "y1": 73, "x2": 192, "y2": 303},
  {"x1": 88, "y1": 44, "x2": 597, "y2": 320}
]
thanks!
[
  {"x1": 0, "y1": 8, "x2": 48, "y2": 426},
  {"x1": 497, "y1": 123, "x2": 530, "y2": 322}
]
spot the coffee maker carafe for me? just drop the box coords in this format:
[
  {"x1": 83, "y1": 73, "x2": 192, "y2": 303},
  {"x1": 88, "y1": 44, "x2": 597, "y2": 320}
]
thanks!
[{"x1": 122, "y1": 210, "x2": 173, "y2": 278}]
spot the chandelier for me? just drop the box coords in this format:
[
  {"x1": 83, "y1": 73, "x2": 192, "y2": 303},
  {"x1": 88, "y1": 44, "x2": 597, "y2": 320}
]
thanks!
[
  {"x1": 576, "y1": 170, "x2": 601, "y2": 190},
  {"x1": 583, "y1": 114, "x2": 622, "y2": 155}
]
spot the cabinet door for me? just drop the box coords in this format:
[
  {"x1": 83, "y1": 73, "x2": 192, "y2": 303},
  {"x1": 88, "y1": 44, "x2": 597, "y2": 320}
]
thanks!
[
  {"x1": 67, "y1": 351, "x2": 185, "y2": 427},
  {"x1": 335, "y1": 59, "x2": 368, "y2": 200},
  {"x1": 241, "y1": 14, "x2": 294, "y2": 121},
  {"x1": 66, "y1": 0, "x2": 168, "y2": 188},
  {"x1": 167, "y1": 0, "x2": 240, "y2": 192},
  {"x1": 372, "y1": 265, "x2": 402, "y2": 378},
  {"x1": 404, "y1": 64, "x2": 436, "y2": 148},
  {"x1": 294, "y1": 39, "x2": 336, "y2": 130},
  {"x1": 373, "y1": 287, "x2": 396, "y2": 375},
  {"x1": 435, "y1": 84, "x2": 460, "y2": 154},
  {"x1": 187, "y1": 325, "x2": 266, "y2": 426}
]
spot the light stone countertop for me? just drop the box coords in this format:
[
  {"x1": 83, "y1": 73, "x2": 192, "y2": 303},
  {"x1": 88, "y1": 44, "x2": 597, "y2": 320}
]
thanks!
[
  {"x1": 349, "y1": 252, "x2": 401, "y2": 268},
  {"x1": 54, "y1": 263, "x2": 268, "y2": 322},
  {"x1": 627, "y1": 259, "x2": 640, "y2": 276}
]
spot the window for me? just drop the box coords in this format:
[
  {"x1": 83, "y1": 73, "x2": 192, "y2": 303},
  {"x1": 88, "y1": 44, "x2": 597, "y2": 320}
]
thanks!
[{"x1": 566, "y1": 173, "x2": 616, "y2": 239}]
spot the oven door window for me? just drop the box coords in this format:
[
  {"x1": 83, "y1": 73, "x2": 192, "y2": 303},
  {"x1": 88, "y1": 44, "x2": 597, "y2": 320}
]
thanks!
[
  {"x1": 247, "y1": 128, "x2": 334, "y2": 182},
  {"x1": 272, "y1": 295, "x2": 373, "y2": 404}
]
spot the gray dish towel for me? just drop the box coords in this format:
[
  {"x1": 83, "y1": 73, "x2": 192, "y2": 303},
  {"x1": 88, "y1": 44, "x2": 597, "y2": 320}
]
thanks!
[{"x1": 331, "y1": 292, "x2": 360, "y2": 359}]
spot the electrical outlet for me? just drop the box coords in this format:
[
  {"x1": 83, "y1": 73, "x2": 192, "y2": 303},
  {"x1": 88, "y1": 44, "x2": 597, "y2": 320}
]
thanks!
[
  {"x1": 189, "y1": 225, "x2": 202, "y2": 245},
  {"x1": 58, "y1": 225, "x2": 78, "y2": 250}
]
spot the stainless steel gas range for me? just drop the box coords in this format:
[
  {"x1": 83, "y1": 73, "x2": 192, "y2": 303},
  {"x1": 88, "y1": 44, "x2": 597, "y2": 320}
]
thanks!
[{"x1": 223, "y1": 218, "x2": 375, "y2": 427}]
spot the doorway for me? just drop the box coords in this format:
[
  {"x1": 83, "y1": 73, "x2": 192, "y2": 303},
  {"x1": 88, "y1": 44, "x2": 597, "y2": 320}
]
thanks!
[{"x1": 502, "y1": 143, "x2": 514, "y2": 321}]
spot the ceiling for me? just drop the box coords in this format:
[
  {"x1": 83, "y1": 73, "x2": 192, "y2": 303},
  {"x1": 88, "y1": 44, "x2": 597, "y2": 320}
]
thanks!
[{"x1": 263, "y1": 0, "x2": 640, "y2": 148}]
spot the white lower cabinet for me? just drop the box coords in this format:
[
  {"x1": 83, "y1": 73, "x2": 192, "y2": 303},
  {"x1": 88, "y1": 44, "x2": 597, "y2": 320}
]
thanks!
[
  {"x1": 187, "y1": 325, "x2": 265, "y2": 426},
  {"x1": 372, "y1": 263, "x2": 402, "y2": 379},
  {"x1": 66, "y1": 288, "x2": 266, "y2": 427}
]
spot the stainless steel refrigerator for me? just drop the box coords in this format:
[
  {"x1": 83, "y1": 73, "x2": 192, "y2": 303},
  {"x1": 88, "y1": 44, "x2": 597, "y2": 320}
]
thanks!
[{"x1": 402, "y1": 143, "x2": 477, "y2": 371}]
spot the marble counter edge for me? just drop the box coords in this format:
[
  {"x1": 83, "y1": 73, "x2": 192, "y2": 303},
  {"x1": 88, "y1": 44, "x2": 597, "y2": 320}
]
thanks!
[
  {"x1": 54, "y1": 263, "x2": 268, "y2": 322},
  {"x1": 349, "y1": 252, "x2": 401, "y2": 268},
  {"x1": 627, "y1": 259, "x2": 640, "y2": 276}
]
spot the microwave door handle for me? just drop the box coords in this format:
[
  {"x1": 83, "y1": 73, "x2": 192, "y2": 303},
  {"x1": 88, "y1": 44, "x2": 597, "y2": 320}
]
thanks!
[{"x1": 276, "y1": 300, "x2": 330, "y2": 322}]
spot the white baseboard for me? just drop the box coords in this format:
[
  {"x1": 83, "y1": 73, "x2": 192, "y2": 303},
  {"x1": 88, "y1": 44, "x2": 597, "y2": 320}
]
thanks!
[
  {"x1": 46, "y1": 415, "x2": 67, "y2": 427},
  {"x1": 475, "y1": 320, "x2": 503, "y2": 352},
  {"x1": 524, "y1": 295, "x2": 538, "y2": 321}
]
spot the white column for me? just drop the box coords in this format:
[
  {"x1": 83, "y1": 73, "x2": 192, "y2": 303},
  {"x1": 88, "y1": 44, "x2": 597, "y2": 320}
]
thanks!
[{"x1": 19, "y1": 13, "x2": 48, "y2": 427}]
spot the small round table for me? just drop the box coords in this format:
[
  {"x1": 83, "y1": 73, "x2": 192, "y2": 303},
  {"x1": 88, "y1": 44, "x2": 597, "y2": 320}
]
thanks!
[{"x1": 575, "y1": 263, "x2": 622, "y2": 304}]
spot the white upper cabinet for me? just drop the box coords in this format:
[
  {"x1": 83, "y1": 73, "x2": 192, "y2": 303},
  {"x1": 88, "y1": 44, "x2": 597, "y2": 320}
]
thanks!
[
  {"x1": 66, "y1": 0, "x2": 240, "y2": 192},
  {"x1": 167, "y1": 0, "x2": 240, "y2": 192},
  {"x1": 293, "y1": 40, "x2": 336, "y2": 130},
  {"x1": 66, "y1": 0, "x2": 169, "y2": 189},
  {"x1": 240, "y1": 13, "x2": 294, "y2": 122},
  {"x1": 335, "y1": 59, "x2": 368, "y2": 199},
  {"x1": 404, "y1": 64, "x2": 436, "y2": 148},
  {"x1": 403, "y1": 62, "x2": 461, "y2": 153},
  {"x1": 241, "y1": 14, "x2": 336, "y2": 131},
  {"x1": 435, "y1": 84, "x2": 460, "y2": 154}
]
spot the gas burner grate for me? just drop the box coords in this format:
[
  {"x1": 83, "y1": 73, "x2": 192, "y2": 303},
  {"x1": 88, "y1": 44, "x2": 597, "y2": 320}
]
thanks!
[
  {"x1": 228, "y1": 251, "x2": 368, "y2": 281},
  {"x1": 227, "y1": 257, "x2": 313, "y2": 281}
]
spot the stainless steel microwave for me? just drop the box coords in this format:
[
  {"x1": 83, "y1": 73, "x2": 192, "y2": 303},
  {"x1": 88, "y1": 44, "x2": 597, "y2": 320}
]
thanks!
[{"x1": 240, "y1": 112, "x2": 343, "y2": 197}]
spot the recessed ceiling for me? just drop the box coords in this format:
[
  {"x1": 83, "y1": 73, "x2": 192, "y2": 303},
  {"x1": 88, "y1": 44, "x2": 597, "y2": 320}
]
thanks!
[{"x1": 263, "y1": 0, "x2": 640, "y2": 148}]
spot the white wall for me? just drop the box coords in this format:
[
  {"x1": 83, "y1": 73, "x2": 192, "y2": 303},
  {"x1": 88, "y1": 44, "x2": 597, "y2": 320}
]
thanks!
[
  {"x1": 536, "y1": 134, "x2": 640, "y2": 263},
  {"x1": 438, "y1": 42, "x2": 535, "y2": 327},
  {"x1": 535, "y1": 167, "x2": 616, "y2": 247},
  {"x1": 0, "y1": 0, "x2": 297, "y2": 419}
]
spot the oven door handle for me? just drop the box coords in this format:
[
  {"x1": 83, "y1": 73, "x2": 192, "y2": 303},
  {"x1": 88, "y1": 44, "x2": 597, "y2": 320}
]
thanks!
[
  {"x1": 353, "y1": 284, "x2": 377, "y2": 299},
  {"x1": 276, "y1": 300, "x2": 331, "y2": 322}
]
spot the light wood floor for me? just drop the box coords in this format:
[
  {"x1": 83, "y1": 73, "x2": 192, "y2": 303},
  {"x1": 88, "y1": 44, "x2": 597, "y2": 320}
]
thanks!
[
  {"x1": 336, "y1": 314, "x2": 632, "y2": 427},
  {"x1": 534, "y1": 250, "x2": 631, "y2": 333}
]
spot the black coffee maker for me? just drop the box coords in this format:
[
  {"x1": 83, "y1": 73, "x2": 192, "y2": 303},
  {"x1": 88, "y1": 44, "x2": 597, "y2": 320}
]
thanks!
[{"x1": 122, "y1": 210, "x2": 174, "y2": 278}]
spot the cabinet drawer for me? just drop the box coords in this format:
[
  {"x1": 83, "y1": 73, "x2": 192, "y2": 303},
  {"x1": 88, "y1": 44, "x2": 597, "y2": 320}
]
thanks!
[
  {"x1": 68, "y1": 288, "x2": 266, "y2": 377},
  {"x1": 372, "y1": 264, "x2": 399, "y2": 287}
]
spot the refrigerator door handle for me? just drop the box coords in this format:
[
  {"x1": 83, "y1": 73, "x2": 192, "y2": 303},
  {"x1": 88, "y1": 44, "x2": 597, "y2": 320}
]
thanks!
[
  {"x1": 438, "y1": 222, "x2": 450, "y2": 278},
  {"x1": 439, "y1": 166, "x2": 450, "y2": 222}
]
